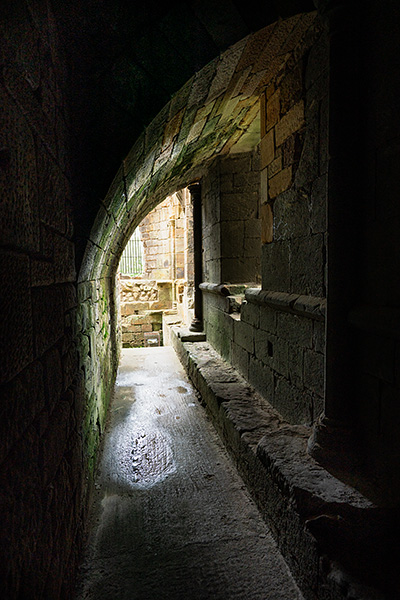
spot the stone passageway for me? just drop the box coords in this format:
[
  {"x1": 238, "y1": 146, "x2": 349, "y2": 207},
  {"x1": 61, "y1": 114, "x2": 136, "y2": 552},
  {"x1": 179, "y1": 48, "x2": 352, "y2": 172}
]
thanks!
[{"x1": 76, "y1": 347, "x2": 304, "y2": 600}]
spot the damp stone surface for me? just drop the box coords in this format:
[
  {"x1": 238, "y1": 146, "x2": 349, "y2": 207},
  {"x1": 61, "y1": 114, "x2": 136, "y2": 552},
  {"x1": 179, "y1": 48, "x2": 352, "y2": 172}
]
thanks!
[{"x1": 75, "y1": 346, "x2": 304, "y2": 600}]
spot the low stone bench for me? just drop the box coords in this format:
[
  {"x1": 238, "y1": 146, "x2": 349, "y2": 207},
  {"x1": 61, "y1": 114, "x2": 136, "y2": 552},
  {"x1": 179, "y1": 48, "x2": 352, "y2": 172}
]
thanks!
[{"x1": 169, "y1": 329, "x2": 394, "y2": 600}]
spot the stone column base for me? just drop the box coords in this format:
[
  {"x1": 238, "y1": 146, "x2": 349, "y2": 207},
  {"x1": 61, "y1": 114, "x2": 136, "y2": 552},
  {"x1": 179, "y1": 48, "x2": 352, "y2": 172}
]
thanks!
[{"x1": 189, "y1": 317, "x2": 203, "y2": 332}]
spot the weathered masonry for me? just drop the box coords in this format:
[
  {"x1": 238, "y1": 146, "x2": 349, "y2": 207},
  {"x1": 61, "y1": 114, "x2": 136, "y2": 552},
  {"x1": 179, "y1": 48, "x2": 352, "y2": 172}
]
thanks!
[
  {"x1": 119, "y1": 189, "x2": 194, "y2": 347},
  {"x1": 1, "y1": 1, "x2": 399, "y2": 599}
]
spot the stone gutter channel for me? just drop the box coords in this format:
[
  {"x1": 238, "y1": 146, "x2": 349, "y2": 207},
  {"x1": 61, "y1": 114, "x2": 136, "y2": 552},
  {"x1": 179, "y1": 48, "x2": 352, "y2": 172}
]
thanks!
[{"x1": 167, "y1": 325, "x2": 395, "y2": 600}]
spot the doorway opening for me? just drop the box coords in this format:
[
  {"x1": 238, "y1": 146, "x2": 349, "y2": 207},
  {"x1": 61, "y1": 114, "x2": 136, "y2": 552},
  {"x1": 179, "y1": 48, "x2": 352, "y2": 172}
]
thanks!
[{"x1": 117, "y1": 188, "x2": 194, "y2": 348}]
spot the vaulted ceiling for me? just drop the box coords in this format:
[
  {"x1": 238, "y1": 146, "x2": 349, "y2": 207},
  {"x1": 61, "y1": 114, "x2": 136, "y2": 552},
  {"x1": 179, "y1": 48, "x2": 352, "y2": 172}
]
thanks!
[{"x1": 57, "y1": 0, "x2": 315, "y2": 201}]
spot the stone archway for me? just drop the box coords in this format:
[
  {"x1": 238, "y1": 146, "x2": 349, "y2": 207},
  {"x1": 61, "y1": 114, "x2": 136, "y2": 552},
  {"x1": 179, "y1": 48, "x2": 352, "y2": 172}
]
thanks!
[{"x1": 76, "y1": 11, "x2": 320, "y2": 480}]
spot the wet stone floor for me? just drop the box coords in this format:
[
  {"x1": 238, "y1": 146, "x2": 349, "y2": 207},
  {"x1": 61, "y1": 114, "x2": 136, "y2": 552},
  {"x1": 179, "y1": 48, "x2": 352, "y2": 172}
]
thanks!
[{"x1": 76, "y1": 346, "x2": 304, "y2": 600}]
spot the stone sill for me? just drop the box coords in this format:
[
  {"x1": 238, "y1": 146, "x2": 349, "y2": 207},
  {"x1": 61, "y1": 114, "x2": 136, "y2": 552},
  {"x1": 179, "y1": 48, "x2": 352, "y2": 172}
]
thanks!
[
  {"x1": 200, "y1": 282, "x2": 258, "y2": 296},
  {"x1": 169, "y1": 329, "x2": 392, "y2": 600},
  {"x1": 200, "y1": 282, "x2": 253, "y2": 314},
  {"x1": 245, "y1": 288, "x2": 326, "y2": 321}
]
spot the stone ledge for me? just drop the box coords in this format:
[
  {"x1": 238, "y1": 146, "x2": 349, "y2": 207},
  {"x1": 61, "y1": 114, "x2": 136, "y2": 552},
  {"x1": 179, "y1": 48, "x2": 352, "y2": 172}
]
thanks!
[
  {"x1": 200, "y1": 282, "x2": 230, "y2": 296},
  {"x1": 200, "y1": 282, "x2": 257, "y2": 296},
  {"x1": 245, "y1": 287, "x2": 326, "y2": 321},
  {"x1": 170, "y1": 329, "x2": 393, "y2": 600},
  {"x1": 175, "y1": 327, "x2": 206, "y2": 343}
]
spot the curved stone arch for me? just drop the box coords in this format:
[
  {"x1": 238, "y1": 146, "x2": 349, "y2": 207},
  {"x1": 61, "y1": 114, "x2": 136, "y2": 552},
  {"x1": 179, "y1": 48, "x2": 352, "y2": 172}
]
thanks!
[
  {"x1": 78, "y1": 11, "x2": 318, "y2": 284},
  {"x1": 77, "y1": 11, "x2": 320, "y2": 472}
]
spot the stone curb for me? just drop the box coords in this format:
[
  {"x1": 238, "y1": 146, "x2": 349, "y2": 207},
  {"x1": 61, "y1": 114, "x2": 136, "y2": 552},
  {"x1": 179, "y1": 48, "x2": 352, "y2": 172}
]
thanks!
[{"x1": 170, "y1": 327, "x2": 391, "y2": 600}]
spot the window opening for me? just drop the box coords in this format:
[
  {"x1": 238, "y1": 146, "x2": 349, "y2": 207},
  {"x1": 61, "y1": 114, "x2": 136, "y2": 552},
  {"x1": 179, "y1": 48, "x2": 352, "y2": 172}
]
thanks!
[{"x1": 119, "y1": 228, "x2": 144, "y2": 276}]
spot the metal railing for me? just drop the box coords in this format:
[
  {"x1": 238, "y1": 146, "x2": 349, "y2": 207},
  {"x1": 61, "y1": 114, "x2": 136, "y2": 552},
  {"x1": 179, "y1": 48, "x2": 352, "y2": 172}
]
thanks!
[{"x1": 119, "y1": 228, "x2": 144, "y2": 276}]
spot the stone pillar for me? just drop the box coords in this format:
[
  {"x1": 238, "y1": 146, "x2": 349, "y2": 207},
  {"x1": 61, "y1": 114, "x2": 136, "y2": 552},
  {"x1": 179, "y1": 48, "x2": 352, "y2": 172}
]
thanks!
[
  {"x1": 189, "y1": 182, "x2": 203, "y2": 332},
  {"x1": 308, "y1": 0, "x2": 362, "y2": 467}
]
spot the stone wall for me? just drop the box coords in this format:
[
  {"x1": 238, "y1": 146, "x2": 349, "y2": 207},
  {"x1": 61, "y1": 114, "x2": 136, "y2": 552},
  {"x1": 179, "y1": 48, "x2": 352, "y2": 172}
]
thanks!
[
  {"x1": 139, "y1": 192, "x2": 189, "y2": 281},
  {"x1": 259, "y1": 21, "x2": 327, "y2": 299},
  {"x1": 119, "y1": 278, "x2": 173, "y2": 347},
  {"x1": 0, "y1": 4, "x2": 86, "y2": 598},
  {"x1": 203, "y1": 150, "x2": 261, "y2": 284},
  {"x1": 201, "y1": 18, "x2": 328, "y2": 426}
]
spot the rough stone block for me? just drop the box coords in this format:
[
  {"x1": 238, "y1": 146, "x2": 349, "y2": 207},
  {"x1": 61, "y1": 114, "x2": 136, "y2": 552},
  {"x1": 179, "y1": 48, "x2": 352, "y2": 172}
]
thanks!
[
  {"x1": 253, "y1": 17, "x2": 299, "y2": 72},
  {"x1": 294, "y1": 108, "x2": 319, "y2": 189},
  {"x1": 276, "y1": 312, "x2": 313, "y2": 348},
  {"x1": 244, "y1": 219, "x2": 261, "y2": 241},
  {"x1": 266, "y1": 89, "x2": 280, "y2": 131},
  {"x1": 268, "y1": 155, "x2": 282, "y2": 180},
  {"x1": 273, "y1": 189, "x2": 310, "y2": 240},
  {"x1": 41, "y1": 394, "x2": 71, "y2": 485},
  {"x1": 244, "y1": 234, "x2": 261, "y2": 258},
  {"x1": 220, "y1": 173, "x2": 234, "y2": 193},
  {"x1": 207, "y1": 318, "x2": 233, "y2": 363},
  {"x1": 282, "y1": 131, "x2": 304, "y2": 168},
  {"x1": 237, "y1": 25, "x2": 274, "y2": 71},
  {"x1": 275, "y1": 100, "x2": 305, "y2": 147},
  {"x1": 222, "y1": 256, "x2": 260, "y2": 284},
  {"x1": 32, "y1": 286, "x2": 64, "y2": 357},
  {"x1": 0, "y1": 84, "x2": 40, "y2": 253},
  {"x1": 255, "y1": 330, "x2": 289, "y2": 378},
  {"x1": 36, "y1": 141, "x2": 68, "y2": 235},
  {"x1": 259, "y1": 304, "x2": 276, "y2": 334},
  {"x1": 221, "y1": 221, "x2": 244, "y2": 258},
  {"x1": 232, "y1": 342, "x2": 250, "y2": 379},
  {"x1": 162, "y1": 108, "x2": 184, "y2": 149},
  {"x1": 248, "y1": 356, "x2": 274, "y2": 401},
  {"x1": 43, "y1": 345, "x2": 63, "y2": 411},
  {"x1": 53, "y1": 233, "x2": 76, "y2": 283},
  {"x1": 260, "y1": 166, "x2": 268, "y2": 206},
  {"x1": 206, "y1": 37, "x2": 246, "y2": 103},
  {"x1": 254, "y1": 329, "x2": 274, "y2": 366},
  {"x1": 269, "y1": 166, "x2": 293, "y2": 199},
  {"x1": 290, "y1": 233, "x2": 324, "y2": 297},
  {"x1": 303, "y1": 349, "x2": 324, "y2": 396},
  {"x1": 220, "y1": 191, "x2": 258, "y2": 222},
  {"x1": 312, "y1": 320, "x2": 325, "y2": 353},
  {"x1": 279, "y1": 63, "x2": 304, "y2": 115},
  {"x1": 305, "y1": 31, "x2": 329, "y2": 91},
  {"x1": 261, "y1": 202, "x2": 273, "y2": 244},
  {"x1": 221, "y1": 153, "x2": 252, "y2": 178},
  {"x1": 0, "y1": 360, "x2": 44, "y2": 464},
  {"x1": 274, "y1": 376, "x2": 312, "y2": 425},
  {"x1": 262, "y1": 241, "x2": 290, "y2": 292},
  {"x1": 62, "y1": 343, "x2": 79, "y2": 392},
  {"x1": 260, "y1": 92, "x2": 267, "y2": 137},
  {"x1": 31, "y1": 258, "x2": 54, "y2": 287},
  {"x1": 0, "y1": 251, "x2": 34, "y2": 383},
  {"x1": 233, "y1": 170, "x2": 259, "y2": 192},
  {"x1": 288, "y1": 344, "x2": 304, "y2": 387},
  {"x1": 319, "y1": 94, "x2": 329, "y2": 176},
  {"x1": 240, "y1": 301, "x2": 260, "y2": 328},
  {"x1": 260, "y1": 129, "x2": 275, "y2": 169},
  {"x1": 310, "y1": 174, "x2": 327, "y2": 234},
  {"x1": 233, "y1": 319, "x2": 254, "y2": 354}
]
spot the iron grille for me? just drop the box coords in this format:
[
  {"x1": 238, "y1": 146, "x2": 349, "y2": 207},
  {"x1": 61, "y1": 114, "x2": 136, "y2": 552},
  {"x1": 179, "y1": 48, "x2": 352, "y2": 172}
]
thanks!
[{"x1": 119, "y1": 228, "x2": 144, "y2": 276}]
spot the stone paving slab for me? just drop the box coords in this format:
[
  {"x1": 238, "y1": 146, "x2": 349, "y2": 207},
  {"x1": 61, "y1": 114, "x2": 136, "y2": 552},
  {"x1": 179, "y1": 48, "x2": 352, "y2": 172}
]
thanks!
[{"x1": 75, "y1": 347, "x2": 304, "y2": 600}]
